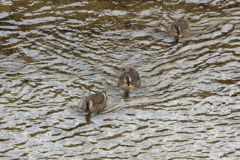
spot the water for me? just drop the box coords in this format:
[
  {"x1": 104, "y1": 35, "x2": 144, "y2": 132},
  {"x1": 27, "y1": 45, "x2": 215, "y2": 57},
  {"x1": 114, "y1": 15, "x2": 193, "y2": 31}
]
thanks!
[{"x1": 1, "y1": 0, "x2": 240, "y2": 159}]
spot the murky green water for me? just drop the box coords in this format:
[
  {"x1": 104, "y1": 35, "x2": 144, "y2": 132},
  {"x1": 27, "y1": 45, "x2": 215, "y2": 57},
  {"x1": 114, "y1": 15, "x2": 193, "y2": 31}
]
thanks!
[{"x1": 1, "y1": 0, "x2": 240, "y2": 159}]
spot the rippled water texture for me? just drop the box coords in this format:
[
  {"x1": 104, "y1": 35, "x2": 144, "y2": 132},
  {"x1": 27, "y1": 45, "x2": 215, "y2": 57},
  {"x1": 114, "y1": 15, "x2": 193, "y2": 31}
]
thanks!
[{"x1": 1, "y1": 0, "x2": 240, "y2": 159}]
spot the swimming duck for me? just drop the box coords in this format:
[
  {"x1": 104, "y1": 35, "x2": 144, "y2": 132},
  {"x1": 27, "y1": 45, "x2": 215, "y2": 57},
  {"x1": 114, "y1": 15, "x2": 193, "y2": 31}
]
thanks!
[
  {"x1": 81, "y1": 91, "x2": 107, "y2": 115},
  {"x1": 168, "y1": 16, "x2": 190, "y2": 38},
  {"x1": 117, "y1": 68, "x2": 141, "y2": 92}
]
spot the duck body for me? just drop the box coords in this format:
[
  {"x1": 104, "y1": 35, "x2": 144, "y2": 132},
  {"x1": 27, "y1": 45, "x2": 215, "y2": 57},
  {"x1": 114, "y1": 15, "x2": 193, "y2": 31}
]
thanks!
[
  {"x1": 168, "y1": 16, "x2": 190, "y2": 37},
  {"x1": 117, "y1": 68, "x2": 141, "y2": 92},
  {"x1": 81, "y1": 91, "x2": 107, "y2": 115}
]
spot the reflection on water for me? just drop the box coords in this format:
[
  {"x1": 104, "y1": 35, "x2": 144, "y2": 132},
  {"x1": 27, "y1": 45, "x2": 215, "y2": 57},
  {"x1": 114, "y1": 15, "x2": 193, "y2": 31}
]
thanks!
[{"x1": 1, "y1": 0, "x2": 240, "y2": 159}]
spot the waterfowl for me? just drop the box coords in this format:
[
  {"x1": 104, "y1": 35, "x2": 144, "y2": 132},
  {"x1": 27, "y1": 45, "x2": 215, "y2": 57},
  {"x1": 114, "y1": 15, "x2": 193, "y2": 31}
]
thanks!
[
  {"x1": 81, "y1": 91, "x2": 107, "y2": 115},
  {"x1": 168, "y1": 16, "x2": 190, "y2": 38},
  {"x1": 117, "y1": 68, "x2": 141, "y2": 92}
]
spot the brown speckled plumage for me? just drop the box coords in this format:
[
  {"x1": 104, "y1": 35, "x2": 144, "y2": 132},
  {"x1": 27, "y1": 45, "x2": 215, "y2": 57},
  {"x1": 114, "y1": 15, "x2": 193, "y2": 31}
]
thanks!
[
  {"x1": 168, "y1": 16, "x2": 190, "y2": 37},
  {"x1": 81, "y1": 91, "x2": 107, "y2": 114},
  {"x1": 117, "y1": 68, "x2": 141, "y2": 92}
]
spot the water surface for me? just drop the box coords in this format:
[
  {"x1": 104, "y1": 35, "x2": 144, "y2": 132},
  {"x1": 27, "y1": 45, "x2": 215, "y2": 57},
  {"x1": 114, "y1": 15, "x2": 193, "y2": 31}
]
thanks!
[{"x1": 0, "y1": 0, "x2": 240, "y2": 159}]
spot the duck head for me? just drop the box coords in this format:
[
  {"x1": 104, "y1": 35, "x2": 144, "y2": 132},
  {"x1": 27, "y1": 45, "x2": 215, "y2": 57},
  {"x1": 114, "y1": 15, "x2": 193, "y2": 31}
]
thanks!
[
  {"x1": 124, "y1": 75, "x2": 132, "y2": 88},
  {"x1": 85, "y1": 100, "x2": 93, "y2": 115},
  {"x1": 174, "y1": 25, "x2": 182, "y2": 37}
]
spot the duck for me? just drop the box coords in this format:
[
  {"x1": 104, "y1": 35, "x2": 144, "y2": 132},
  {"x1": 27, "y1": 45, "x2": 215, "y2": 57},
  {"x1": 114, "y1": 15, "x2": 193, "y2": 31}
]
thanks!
[
  {"x1": 168, "y1": 16, "x2": 190, "y2": 38},
  {"x1": 117, "y1": 68, "x2": 141, "y2": 92},
  {"x1": 81, "y1": 91, "x2": 107, "y2": 115}
]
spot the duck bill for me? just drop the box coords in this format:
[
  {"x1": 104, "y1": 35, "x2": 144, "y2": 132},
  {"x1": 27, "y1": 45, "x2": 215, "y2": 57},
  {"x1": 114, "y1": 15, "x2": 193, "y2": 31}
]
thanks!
[
  {"x1": 128, "y1": 85, "x2": 132, "y2": 88},
  {"x1": 178, "y1": 35, "x2": 183, "y2": 38},
  {"x1": 85, "y1": 112, "x2": 90, "y2": 115}
]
